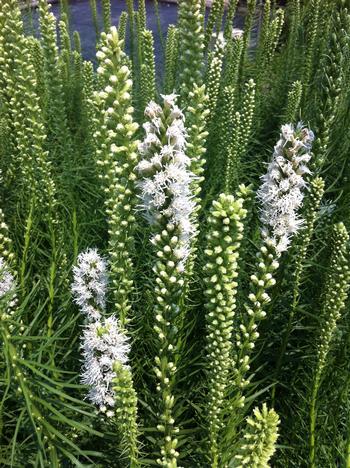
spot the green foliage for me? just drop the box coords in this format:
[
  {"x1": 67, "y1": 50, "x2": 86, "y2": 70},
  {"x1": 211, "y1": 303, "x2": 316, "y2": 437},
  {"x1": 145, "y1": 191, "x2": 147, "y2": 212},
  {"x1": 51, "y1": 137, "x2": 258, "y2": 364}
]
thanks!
[{"x1": 1, "y1": 1, "x2": 350, "y2": 466}]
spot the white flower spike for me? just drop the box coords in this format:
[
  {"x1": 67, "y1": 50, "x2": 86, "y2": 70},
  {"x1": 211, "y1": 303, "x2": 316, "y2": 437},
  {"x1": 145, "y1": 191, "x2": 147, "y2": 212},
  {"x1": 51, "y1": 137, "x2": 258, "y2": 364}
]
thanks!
[
  {"x1": 81, "y1": 315, "x2": 130, "y2": 410},
  {"x1": 0, "y1": 257, "x2": 15, "y2": 299},
  {"x1": 257, "y1": 122, "x2": 314, "y2": 254},
  {"x1": 71, "y1": 248, "x2": 108, "y2": 321},
  {"x1": 136, "y1": 94, "x2": 196, "y2": 271}
]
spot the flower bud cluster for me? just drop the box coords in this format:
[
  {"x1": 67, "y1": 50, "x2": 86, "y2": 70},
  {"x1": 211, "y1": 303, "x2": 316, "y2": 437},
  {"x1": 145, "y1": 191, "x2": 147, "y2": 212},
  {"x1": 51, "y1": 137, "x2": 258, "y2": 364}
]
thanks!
[
  {"x1": 234, "y1": 403, "x2": 280, "y2": 467},
  {"x1": 206, "y1": 36, "x2": 226, "y2": 120},
  {"x1": 186, "y1": 84, "x2": 209, "y2": 199},
  {"x1": 0, "y1": 2, "x2": 57, "y2": 219},
  {"x1": 224, "y1": 79, "x2": 256, "y2": 192},
  {"x1": 292, "y1": 176, "x2": 325, "y2": 298},
  {"x1": 112, "y1": 361, "x2": 139, "y2": 465},
  {"x1": 204, "y1": 0, "x2": 225, "y2": 49},
  {"x1": 316, "y1": 222, "x2": 349, "y2": 374},
  {"x1": 257, "y1": 122, "x2": 314, "y2": 254},
  {"x1": 164, "y1": 25, "x2": 179, "y2": 94},
  {"x1": 177, "y1": 0, "x2": 205, "y2": 102},
  {"x1": 140, "y1": 30, "x2": 156, "y2": 110},
  {"x1": 234, "y1": 240, "x2": 279, "y2": 389},
  {"x1": 284, "y1": 80, "x2": 303, "y2": 124},
  {"x1": 38, "y1": 0, "x2": 72, "y2": 160},
  {"x1": 94, "y1": 26, "x2": 139, "y2": 325},
  {"x1": 203, "y1": 193, "x2": 247, "y2": 465}
]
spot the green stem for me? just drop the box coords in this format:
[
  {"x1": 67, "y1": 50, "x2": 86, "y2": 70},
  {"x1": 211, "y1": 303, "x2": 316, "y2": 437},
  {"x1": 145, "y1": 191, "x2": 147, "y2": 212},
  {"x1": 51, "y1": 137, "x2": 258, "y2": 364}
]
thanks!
[
  {"x1": 47, "y1": 219, "x2": 57, "y2": 371},
  {"x1": 309, "y1": 372, "x2": 321, "y2": 468},
  {"x1": 20, "y1": 202, "x2": 34, "y2": 295},
  {"x1": 271, "y1": 275, "x2": 299, "y2": 404}
]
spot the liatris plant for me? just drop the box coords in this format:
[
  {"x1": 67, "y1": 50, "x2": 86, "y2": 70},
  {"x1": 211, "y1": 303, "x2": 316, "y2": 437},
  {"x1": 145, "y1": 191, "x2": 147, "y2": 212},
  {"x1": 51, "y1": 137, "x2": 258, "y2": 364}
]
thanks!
[
  {"x1": 136, "y1": 94, "x2": 195, "y2": 465},
  {"x1": 1, "y1": 1, "x2": 350, "y2": 466}
]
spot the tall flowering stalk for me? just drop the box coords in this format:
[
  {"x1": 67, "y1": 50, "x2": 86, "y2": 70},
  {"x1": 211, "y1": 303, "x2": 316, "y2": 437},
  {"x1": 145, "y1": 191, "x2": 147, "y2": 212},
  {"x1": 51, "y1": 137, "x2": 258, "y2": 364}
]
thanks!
[
  {"x1": 38, "y1": 0, "x2": 72, "y2": 161},
  {"x1": 283, "y1": 80, "x2": 303, "y2": 124},
  {"x1": 136, "y1": 94, "x2": 195, "y2": 466},
  {"x1": 272, "y1": 176, "x2": 325, "y2": 402},
  {"x1": 140, "y1": 30, "x2": 156, "y2": 111},
  {"x1": 302, "y1": 0, "x2": 321, "y2": 96},
  {"x1": 177, "y1": 0, "x2": 205, "y2": 103},
  {"x1": 204, "y1": 0, "x2": 225, "y2": 49},
  {"x1": 312, "y1": 8, "x2": 348, "y2": 170},
  {"x1": 309, "y1": 223, "x2": 350, "y2": 467},
  {"x1": 223, "y1": 32, "x2": 243, "y2": 90},
  {"x1": 0, "y1": 1, "x2": 60, "y2": 361},
  {"x1": 72, "y1": 249, "x2": 139, "y2": 462},
  {"x1": 118, "y1": 11, "x2": 128, "y2": 45},
  {"x1": 255, "y1": 8, "x2": 285, "y2": 90},
  {"x1": 203, "y1": 193, "x2": 247, "y2": 467},
  {"x1": 224, "y1": 0, "x2": 239, "y2": 41},
  {"x1": 240, "y1": 0, "x2": 257, "y2": 77},
  {"x1": 164, "y1": 25, "x2": 179, "y2": 94},
  {"x1": 0, "y1": 0, "x2": 23, "y2": 187},
  {"x1": 224, "y1": 79, "x2": 256, "y2": 193},
  {"x1": 186, "y1": 84, "x2": 209, "y2": 203},
  {"x1": 234, "y1": 123, "x2": 314, "y2": 397},
  {"x1": 206, "y1": 36, "x2": 226, "y2": 121},
  {"x1": 93, "y1": 27, "x2": 139, "y2": 326}
]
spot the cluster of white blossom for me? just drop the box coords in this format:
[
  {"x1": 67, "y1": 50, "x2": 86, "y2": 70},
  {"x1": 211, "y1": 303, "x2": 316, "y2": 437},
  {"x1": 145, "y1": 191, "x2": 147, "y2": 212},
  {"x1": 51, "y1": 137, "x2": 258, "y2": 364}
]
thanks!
[
  {"x1": 136, "y1": 94, "x2": 196, "y2": 270},
  {"x1": 72, "y1": 249, "x2": 130, "y2": 413},
  {"x1": 81, "y1": 315, "x2": 130, "y2": 413},
  {"x1": 71, "y1": 248, "x2": 108, "y2": 321},
  {"x1": 257, "y1": 122, "x2": 314, "y2": 254},
  {"x1": 0, "y1": 257, "x2": 15, "y2": 299}
]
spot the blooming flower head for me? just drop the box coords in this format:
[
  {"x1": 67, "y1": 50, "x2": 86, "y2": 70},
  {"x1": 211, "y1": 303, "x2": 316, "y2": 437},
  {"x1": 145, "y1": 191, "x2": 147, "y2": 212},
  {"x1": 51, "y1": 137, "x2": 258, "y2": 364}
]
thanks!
[
  {"x1": 0, "y1": 257, "x2": 15, "y2": 299},
  {"x1": 71, "y1": 249, "x2": 108, "y2": 321},
  {"x1": 136, "y1": 94, "x2": 196, "y2": 271},
  {"x1": 257, "y1": 122, "x2": 314, "y2": 254},
  {"x1": 81, "y1": 315, "x2": 130, "y2": 411}
]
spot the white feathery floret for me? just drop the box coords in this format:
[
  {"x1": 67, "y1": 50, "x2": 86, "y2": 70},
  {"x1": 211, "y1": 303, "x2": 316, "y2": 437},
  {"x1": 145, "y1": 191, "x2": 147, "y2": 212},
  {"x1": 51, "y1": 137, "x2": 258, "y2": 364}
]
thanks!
[
  {"x1": 136, "y1": 94, "x2": 196, "y2": 271},
  {"x1": 81, "y1": 315, "x2": 130, "y2": 411},
  {"x1": 71, "y1": 248, "x2": 108, "y2": 321},
  {"x1": 257, "y1": 122, "x2": 314, "y2": 254},
  {"x1": 0, "y1": 257, "x2": 15, "y2": 299}
]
